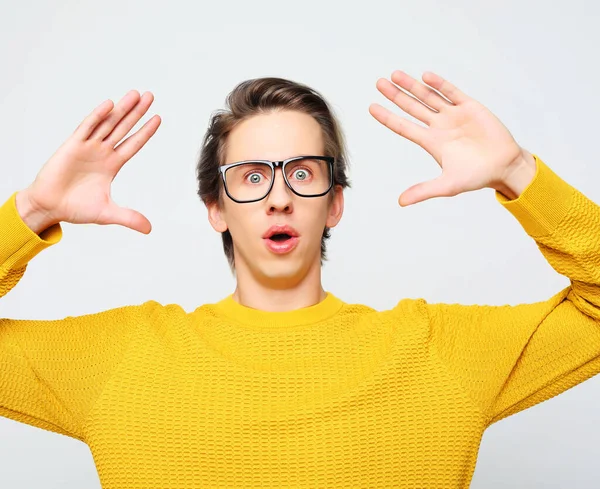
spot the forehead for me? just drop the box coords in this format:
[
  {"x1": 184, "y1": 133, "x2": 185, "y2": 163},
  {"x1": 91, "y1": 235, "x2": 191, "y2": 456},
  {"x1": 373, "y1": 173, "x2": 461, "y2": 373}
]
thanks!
[{"x1": 224, "y1": 110, "x2": 325, "y2": 163}]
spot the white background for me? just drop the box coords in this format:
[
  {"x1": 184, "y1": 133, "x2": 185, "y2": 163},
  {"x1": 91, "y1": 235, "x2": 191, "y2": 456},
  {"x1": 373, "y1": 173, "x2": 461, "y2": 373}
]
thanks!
[{"x1": 1, "y1": 0, "x2": 599, "y2": 487}]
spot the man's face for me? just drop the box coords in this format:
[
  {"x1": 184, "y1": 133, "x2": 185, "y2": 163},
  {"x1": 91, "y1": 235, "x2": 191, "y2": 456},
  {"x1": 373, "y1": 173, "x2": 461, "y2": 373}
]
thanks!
[{"x1": 207, "y1": 110, "x2": 344, "y2": 287}]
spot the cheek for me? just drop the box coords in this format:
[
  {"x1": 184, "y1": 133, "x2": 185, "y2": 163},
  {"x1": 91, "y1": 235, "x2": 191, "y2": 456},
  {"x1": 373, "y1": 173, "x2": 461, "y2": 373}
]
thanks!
[
  {"x1": 303, "y1": 203, "x2": 330, "y2": 234},
  {"x1": 226, "y1": 208, "x2": 260, "y2": 241}
]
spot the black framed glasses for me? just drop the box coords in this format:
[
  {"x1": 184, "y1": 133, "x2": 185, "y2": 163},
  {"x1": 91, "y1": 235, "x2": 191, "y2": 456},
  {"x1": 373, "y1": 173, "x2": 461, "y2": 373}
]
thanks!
[{"x1": 219, "y1": 155, "x2": 334, "y2": 203}]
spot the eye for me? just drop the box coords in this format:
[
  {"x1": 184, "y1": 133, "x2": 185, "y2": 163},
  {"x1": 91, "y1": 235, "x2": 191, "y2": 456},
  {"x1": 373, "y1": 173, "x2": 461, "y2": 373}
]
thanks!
[
  {"x1": 247, "y1": 173, "x2": 263, "y2": 184},
  {"x1": 292, "y1": 168, "x2": 311, "y2": 181}
]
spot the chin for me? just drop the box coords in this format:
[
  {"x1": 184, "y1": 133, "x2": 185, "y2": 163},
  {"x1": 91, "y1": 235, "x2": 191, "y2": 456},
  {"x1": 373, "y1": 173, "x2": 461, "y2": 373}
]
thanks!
[
  {"x1": 236, "y1": 243, "x2": 318, "y2": 284},
  {"x1": 254, "y1": 258, "x2": 308, "y2": 285},
  {"x1": 261, "y1": 260, "x2": 302, "y2": 278}
]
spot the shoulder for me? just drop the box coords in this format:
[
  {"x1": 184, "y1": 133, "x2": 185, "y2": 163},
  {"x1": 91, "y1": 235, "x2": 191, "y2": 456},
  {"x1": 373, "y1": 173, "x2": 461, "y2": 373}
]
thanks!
[{"x1": 339, "y1": 296, "x2": 429, "y2": 328}]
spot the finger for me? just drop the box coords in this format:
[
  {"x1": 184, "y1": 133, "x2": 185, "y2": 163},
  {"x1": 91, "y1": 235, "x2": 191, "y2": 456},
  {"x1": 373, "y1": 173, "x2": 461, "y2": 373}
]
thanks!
[
  {"x1": 73, "y1": 99, "x2": 115, "y2": 141},
  {"x1": 421, "y1": 72, "x2": 469, "y2": 105},
  {"x1": 105, "y1": 92, "x2": 155, "y2": 147},
  {"x1": 103, "y1": 202, "x2": 152, "y2": 234},
  {"x1": 369, "y1": 103, "x2": 428, "y2": 148},
  {"x1": 89, "y1": 90, "x2": 141, "y2": 141},
  {"x1": 391, "y1": 70, "x2": 454, "y2": 112},
  {"x1": 113, "y1": 115, "x2": 162, "y2": 169},
  {"x1": 399, "y1": 175, "x2": 459, "y2": 207},
  {"x1": 376, "y1": 78, "x2": 436, "y2": 125}
]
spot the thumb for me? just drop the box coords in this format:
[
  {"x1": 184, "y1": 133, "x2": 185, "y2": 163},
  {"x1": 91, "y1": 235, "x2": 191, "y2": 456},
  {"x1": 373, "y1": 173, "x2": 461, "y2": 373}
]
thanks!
[
  {"x1": 103, "y1": 201, "x2": 152, "y2": 234},
  {"x1": 398, "y1": 174, "x2": 459, "y2": 207}
]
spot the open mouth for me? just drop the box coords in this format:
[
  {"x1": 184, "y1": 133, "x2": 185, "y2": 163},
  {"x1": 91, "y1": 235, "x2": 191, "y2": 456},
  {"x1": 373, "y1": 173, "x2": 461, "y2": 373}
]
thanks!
[
  {"x1": 263, "y1": 233, "x2": 299, "y2": 254},
  {"x1": 268, "y1": 233, "x2": 292, "y2": 242},
  {"x1": 262, "y1": 225, "x2": 300, "y2": 254}
]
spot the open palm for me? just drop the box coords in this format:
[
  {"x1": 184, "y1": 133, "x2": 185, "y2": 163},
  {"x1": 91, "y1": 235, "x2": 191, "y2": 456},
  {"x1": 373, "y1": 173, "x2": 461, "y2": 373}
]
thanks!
[
  {"x1": 25, "y1": 90, "x2": 161, "y2": 234},
  {"x1": 369, "y1": 71, "x2": 523, "y2": 206}
]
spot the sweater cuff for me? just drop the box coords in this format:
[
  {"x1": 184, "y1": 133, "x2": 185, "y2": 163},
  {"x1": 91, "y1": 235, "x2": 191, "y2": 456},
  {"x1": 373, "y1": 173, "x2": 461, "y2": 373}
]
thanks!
[
  {"x1": 495, "y1": 154, "x2": 576, "y2": 238},
  {"x1": 0, "y1": 191, "x2": 63, "y2": 270}
]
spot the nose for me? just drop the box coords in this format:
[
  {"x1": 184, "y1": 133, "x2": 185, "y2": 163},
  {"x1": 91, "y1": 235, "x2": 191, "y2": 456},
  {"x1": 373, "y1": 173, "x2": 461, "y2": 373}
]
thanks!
[{"x1": 266, "y1": 167, "x2": 293, "y2": 213}]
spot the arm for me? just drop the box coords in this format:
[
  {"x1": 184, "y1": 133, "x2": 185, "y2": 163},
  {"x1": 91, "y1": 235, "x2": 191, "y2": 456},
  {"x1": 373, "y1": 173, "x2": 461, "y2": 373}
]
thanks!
[
  {"x1": 425, "y1": 154, "x2": 600, "y2": 424},
  {"x1": 0, "y1": 193, "x2": 149, "y2": 441},
  {"x1": 0, "y1": 90, "x2": 161, "y2": 441},
  {"x1": 369, "y1": 70, "x2": 599, "y2": 424}
]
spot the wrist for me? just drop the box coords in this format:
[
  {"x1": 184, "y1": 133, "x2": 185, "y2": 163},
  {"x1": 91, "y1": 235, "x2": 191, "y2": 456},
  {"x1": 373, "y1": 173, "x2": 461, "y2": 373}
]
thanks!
[
  {"x1": 493, "y1": 148, "x2": 537, "y2": 200},
  {"x1": 15, "y1": 189, "x2": 59, "y2": 235}
]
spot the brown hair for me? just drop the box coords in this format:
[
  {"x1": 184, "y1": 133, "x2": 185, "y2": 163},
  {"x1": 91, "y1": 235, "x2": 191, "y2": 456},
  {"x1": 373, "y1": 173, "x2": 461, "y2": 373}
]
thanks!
[{"x1": 195, "y1": 77, "x2": 351, "y2": 272}]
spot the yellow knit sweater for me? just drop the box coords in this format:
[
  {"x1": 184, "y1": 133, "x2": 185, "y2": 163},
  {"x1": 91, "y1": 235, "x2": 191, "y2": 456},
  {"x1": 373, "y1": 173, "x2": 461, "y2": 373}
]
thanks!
[{"x1": 1, "y1": 154, "x2": 599, "y2": 488}]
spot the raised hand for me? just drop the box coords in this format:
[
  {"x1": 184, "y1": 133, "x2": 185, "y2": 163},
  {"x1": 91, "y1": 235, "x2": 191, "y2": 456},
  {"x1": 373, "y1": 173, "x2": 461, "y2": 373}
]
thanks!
[
  {"x1": 369, "y1": 71, "x2": 536, "y2": 206},
  {"x1": 16, "y1": 90, "x2": 161, "y2": 234}
]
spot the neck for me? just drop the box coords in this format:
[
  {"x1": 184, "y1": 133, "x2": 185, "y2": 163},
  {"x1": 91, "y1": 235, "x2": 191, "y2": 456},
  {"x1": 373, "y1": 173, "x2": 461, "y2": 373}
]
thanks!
[{"x1": 232, "y1": 257, "x2": 326, "y2": 312}]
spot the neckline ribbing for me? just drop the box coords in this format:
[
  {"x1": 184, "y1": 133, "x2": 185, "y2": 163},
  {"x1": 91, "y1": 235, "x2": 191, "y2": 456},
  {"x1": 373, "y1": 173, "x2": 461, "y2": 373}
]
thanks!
[{"x1": 214, "y1": 291, "x2": 344, "y2": 328}]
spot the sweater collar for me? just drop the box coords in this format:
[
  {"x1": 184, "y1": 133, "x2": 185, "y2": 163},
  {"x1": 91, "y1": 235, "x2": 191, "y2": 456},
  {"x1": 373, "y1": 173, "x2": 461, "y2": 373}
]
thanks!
[{"x1": 214, "y1": 291, "x2": 344, "y2": 328}]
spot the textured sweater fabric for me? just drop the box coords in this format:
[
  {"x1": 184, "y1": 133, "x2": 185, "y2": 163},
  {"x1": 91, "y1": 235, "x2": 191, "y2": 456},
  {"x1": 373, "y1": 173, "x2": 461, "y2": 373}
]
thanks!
[{"x1": 1, "y1": 154, "x2": 600, "y2": 488}]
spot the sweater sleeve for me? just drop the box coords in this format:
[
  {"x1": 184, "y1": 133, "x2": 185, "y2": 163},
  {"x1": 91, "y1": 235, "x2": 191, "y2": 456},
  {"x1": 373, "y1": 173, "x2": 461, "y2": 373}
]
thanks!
[
  {"x1": 423, "y1": 154, "x2": 600, "y2": 426},
  {"x1": 0, "y1": 191, "x2": 148, "y2": 442}
]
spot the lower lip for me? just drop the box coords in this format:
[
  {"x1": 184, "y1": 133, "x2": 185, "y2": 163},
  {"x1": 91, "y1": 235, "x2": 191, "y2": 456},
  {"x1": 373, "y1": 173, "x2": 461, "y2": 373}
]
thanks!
[{"x1": 263, "y1": 236, "x2": 299, "y2": 254}]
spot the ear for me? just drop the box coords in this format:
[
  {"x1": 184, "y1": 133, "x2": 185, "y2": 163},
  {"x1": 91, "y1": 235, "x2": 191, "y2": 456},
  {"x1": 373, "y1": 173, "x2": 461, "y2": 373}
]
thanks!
[
  {"x1": 325, "y1": 185, "x2": 344, "y2": 228},
  {"x1": 207, "y1": 201, "x2": 228, "y2": 233}
]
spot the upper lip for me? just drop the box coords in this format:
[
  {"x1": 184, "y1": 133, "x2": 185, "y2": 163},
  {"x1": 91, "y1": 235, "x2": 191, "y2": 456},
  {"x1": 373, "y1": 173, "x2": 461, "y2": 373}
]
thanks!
[{"x1": 262, "y1": 224, "x2": 300, "y2": 239}]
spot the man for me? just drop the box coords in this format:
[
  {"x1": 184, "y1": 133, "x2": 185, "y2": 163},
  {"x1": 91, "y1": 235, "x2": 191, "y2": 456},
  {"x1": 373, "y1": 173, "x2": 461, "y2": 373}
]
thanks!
[{"x1": 1, "y1": 70, "x2": 598, "y2": 488}]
